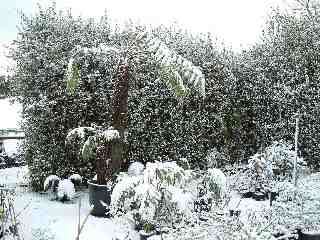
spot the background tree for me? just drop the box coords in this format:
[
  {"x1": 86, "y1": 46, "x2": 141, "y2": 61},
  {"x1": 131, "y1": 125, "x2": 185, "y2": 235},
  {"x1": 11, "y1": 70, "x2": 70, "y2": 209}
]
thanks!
[{"x1": 236, "y1": 3, "x2": 320, "y2": 169}]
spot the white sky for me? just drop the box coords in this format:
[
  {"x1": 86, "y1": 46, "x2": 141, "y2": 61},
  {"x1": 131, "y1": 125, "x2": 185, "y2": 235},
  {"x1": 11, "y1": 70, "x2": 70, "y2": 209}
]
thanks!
[
  {"x1": 0, "y1": 0, "x2": 287, "y2": 129},
  {"x1": 37, "y1": 0, "x2": 285, "y2": 49}
]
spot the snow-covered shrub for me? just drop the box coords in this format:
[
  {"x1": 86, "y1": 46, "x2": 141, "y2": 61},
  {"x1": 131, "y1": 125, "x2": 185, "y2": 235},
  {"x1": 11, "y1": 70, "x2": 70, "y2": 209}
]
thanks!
[
  {"x1": 110, "y1": 161, "x2": 196, "y2": 229},
  {"x1": 68, "y1": 173, "x2": 82, "y2": 184},
  {"x1": 205, "y1": 148, "x2": 228, "y2": 169},
  {"x1": 235, "y1": 140, "x2": 307, "y2": 196},
  {"x1": 247, "y1": 153, "x2": 272, "y2": 194},
  {"x1": 110, "y1": 174, "x2": 143, "y2": 215},
  {"x1": 43, "y1": 174, "x2": 79, "y2": 201},
  {"x1": 56, "y1": 179, "x2": 75, "y2": 201},
  {"x1": 265, "y1": 141, "x2": 306, "y2": 177},
  {"x1": 68, "y1": 173, "x2": 82, "y2": 190},
  {"x1": 194, "y1": 168, "x2": 226, "y2": 212},
  {"x1": 43, "y1": 175, "x2": 61, "y2": 192},
  {"x1": 65, "y1": 124, "x2": 122, "y2": 186},
  {"x1": 203, "y1": 168, "x2": 226, "y2": 201}
]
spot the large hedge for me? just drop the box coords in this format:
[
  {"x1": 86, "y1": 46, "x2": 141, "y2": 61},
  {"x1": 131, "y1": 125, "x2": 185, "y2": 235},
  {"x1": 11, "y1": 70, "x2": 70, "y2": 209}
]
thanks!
[
  {"x1": 11, "y1": 5, "x2": 244, "y2": 190},
  {"x1": 234, "y1": 7, "x2": 320, "y2": 169},
  {"x1": 12, "y1": 3, "x2": 320, "y2": 191}
]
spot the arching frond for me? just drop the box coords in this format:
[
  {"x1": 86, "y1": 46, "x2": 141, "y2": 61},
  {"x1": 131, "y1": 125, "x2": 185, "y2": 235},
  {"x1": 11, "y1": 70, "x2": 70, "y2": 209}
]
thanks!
[
  {"x1": 65, "y1": 44, "x2": 121, "y2": 94},
  {"x1": 65, "y1": 35, "x2": 206, "y2": 97},
  {"x1": 144, "y1": 35, "x2": 206, "y2": 97}
]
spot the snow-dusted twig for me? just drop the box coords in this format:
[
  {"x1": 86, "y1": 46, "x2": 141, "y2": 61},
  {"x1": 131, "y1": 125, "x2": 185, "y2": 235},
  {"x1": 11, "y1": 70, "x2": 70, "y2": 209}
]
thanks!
[{"x1": 16, "y1": 200, "x2": 32, "y2": 218}]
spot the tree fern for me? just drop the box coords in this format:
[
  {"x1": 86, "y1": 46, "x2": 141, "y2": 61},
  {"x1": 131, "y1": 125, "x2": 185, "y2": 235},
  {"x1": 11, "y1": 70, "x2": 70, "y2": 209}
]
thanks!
[{"x1": 65, "y1": 33, "x2": 205, "y2": 98}]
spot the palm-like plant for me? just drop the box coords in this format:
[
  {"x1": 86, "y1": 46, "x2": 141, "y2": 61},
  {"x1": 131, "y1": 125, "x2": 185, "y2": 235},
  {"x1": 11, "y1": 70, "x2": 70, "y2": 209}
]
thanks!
[{"x1": 65, "y1": 31, "x2": 206, "y2": 185}]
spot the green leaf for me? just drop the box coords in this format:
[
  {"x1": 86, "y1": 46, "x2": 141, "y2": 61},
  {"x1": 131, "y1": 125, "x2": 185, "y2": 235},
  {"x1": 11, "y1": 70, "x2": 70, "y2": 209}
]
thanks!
[
  {"x1": 81, "y1": 136, "x2": 97, "y2": 161},
  {"x1": 66, "y1": 58, "x2": 80, "y2": 94},
  {"x1": 159, "y1": 66, "x2": 189, "y2": 98}
]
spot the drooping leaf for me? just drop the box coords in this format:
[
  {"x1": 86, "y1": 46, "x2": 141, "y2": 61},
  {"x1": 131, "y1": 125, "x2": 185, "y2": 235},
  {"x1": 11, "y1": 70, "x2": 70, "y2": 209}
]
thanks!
[
  {"x1": 65, "y1": 58, "x2": 80, "y2": 94},
  {"x1": 81, "y1": 136, "x2": 97, "y2": 161}
]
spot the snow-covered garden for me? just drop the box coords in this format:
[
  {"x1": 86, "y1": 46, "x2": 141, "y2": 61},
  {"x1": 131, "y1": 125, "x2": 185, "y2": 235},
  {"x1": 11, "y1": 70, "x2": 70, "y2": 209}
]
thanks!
[
  {"x1": 1, "y1": 0, "x2": 320, "y2": 239},
  {"x1": 1, "y1": 147, "x2": 320, "y2": 240}
]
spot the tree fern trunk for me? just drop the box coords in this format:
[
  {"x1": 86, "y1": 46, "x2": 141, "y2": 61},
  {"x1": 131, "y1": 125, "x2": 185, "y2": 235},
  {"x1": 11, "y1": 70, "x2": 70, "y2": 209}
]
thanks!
[
  {"x1": 111, "y1": 63, "x2": 129, "y2": 169},
  {"x1": 96, "y1": 145, "x2": 110, "y2": 185}
]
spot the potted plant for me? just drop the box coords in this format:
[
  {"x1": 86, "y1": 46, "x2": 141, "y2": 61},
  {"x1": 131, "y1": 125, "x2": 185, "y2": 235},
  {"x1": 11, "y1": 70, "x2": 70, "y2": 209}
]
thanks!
[
  {"x1": 65, "y1": 32, "x2": 206, "y2": 216},
  {"x1": 67, "y1": 126, "x2": 122, "y2": 216},
  {"x1": 139, "y1": 223, "x2": 156, "y2": 240}
]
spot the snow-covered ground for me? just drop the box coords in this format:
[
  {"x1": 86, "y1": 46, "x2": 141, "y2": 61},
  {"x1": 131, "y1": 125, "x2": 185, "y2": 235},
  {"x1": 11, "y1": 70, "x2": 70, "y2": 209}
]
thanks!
[
  {"x1": 0, "y1": 167, "x2": 139, "y2": 240},
  {"x1": 1, "y1": 166, "x2": 319, "y2": 240}
]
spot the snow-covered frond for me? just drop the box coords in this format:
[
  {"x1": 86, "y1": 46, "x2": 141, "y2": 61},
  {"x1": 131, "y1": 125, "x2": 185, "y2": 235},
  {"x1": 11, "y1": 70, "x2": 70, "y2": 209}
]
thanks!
[
  {"x1": 110, "y1": 174, "x2": 143, "y2": 215},
  {"x1": 44, "y1": 175, "x2": 61, "y2": 191},
  {"x1": 57, "y1": 179, "x2": 75, "y2": 201},
  {"x1": 158, "y1": 66, "x2": 189, "y2": 97},
  {"x1": 66, "y1": 57, "x2": 80, "y2": 93},
  {"x1": 68, "y1": 174, "x2": 82, "y2": 183},
  {"x1": 134, "y1": 182, "x2": 161, "y2": 223},
  {"x1": 65, "y1": 127, "x2": 95, "y2": 144},
  {"x1": 144, "y1": 36, "x2": 206, "y2": 97},
  {"x1": 144, "y1": 161, "x2": 186, "y2": 187},
  {"x1": 128, "y1": 162, "x2": 145, "y2": 176},
  {"x1": 261, "y1": 140, "x2": 306, "y2": 175},
  {"x1": 100, "y1": 127, "x2": 120, "y2": 142},
  {"x1": 66, "y1": 44, "x2": 120, "y2": 94}
]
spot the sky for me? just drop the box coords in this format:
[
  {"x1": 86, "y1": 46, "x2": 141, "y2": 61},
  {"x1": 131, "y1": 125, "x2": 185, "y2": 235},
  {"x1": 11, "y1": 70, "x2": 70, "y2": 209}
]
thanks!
[{"x1": 0, "y1": 0, "x2": 287, "y2": 129}]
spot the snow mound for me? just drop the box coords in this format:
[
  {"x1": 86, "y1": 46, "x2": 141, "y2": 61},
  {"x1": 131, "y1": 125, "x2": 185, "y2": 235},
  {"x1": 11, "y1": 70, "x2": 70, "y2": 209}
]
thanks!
[
  {"x1": 57, "y1": 179, "x2": 75, "y2": 201},
  {"x1": 68, "y1": 173, "x2": 82, "y2": 184},
  {"x1": 44, "y1": 175, "x2": 61, "y2": 191}
]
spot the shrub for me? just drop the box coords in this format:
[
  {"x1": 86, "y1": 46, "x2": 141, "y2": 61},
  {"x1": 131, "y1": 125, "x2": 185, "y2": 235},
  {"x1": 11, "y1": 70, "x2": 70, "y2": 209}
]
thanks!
[
  {"x1": 110, "y1": 161, "x2": 226, "y2": 230},
  {"x1": 234, "y1": 140, "x2": 307, "y2": 195}
]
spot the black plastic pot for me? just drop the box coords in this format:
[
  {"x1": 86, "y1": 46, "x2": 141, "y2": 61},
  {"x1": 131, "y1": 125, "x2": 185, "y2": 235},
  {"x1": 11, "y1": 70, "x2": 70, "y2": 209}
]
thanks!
[
  {"x1": 229, "y1": 209, "x2": 241, "y2": 217},
  {"x1": 253, "y1": 192, "x2": 266, "y2": 201},
  {"x1": 139, "y1": 230, "x2": 156, "y2": 240},
  {"x1": 297, "y1": 229, "x2": 320, "y2": 240},
  {"x1": 269, "y1": 191, "x2": 279, "y2": 206},
  {"x1": 88, "y1": 181, "x2": 112, "y2": 217},
  {"x1": 242, "y1": 191, "x2": 253, "y2": 198}
]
